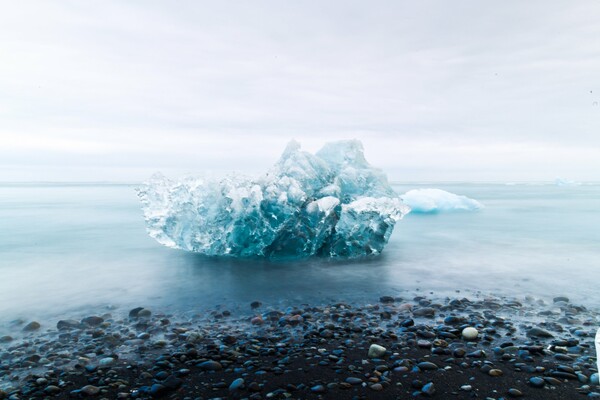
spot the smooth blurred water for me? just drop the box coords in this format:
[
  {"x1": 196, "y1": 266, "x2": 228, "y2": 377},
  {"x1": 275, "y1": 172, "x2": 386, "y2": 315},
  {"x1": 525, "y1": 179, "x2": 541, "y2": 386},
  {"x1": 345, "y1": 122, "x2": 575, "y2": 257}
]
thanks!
[{"x1": 1, "y1": 182, "x2": 599, "y2": 325}]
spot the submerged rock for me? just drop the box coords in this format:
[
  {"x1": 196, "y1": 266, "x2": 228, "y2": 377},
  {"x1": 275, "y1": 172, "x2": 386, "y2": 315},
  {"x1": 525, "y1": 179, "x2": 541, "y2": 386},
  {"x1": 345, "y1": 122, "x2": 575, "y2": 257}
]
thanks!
[
  {"x1": 137, "y1": 140, "x2": 408, "y2": 259},
  {"x1": 22, "y1": 321, "x2": 41, "y2": 332}
]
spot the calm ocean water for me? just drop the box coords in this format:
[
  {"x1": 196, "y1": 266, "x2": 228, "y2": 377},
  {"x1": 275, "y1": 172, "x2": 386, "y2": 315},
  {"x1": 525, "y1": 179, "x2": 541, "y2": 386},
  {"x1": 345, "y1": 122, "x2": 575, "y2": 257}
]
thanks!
[{"x1": 1, "y1": 182, "x2": 599, "y2": 325}]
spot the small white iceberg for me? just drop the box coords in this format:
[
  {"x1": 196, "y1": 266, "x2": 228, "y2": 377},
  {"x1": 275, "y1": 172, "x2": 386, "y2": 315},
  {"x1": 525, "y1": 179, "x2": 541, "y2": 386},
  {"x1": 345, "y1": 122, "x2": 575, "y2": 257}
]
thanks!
[
  {"x1": 400, "y1": 188, "x2": 483, "y2": 213},
  {"x1": 555, "y1": 177, "x2": 581, "y2": 187}
]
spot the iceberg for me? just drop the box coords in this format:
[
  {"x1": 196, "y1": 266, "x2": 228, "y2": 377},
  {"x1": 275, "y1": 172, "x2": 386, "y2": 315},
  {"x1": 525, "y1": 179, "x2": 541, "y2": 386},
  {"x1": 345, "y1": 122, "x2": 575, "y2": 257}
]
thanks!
[
  {"x1": 137, "y1": 140, "x2": 409, "y2": 259},
  {"x1": 554, "y1": 177, "x2": 581, "y2": 187},
  {"x1": 400, "y1": 188, "x2": 483, "y2": 213}
]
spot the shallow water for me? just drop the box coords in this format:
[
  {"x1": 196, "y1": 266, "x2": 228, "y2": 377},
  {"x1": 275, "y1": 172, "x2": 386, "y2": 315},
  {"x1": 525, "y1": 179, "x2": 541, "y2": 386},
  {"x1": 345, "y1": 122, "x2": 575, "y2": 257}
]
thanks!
[{"x1": 1, "y1": 182, "x2": 599, "y2": 325}]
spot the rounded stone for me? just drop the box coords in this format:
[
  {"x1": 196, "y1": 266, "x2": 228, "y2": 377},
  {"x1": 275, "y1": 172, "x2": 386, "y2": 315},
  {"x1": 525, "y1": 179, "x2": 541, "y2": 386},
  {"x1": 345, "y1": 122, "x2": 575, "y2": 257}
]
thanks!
[
  {"x1": 345, "y1": 377, "x2": 362, "y2": 385},
  {"x1": 368, "y1": 344, "x2": 386, "y2": 358},
  {"x1": 529, "y1": 377, "x2": 545, "y2": 388},
  {"x1": 311, "y1": 385, "x2": 326, "y2": 393},
  {"x1": 250, "y1": 301, "x2": 262, "y2": 309},
  {"x1": 81, "y1": 316, "x2": 104, "y2": 326},
  {"x1": 462, "y1": 327, "x2": 479, "y2": 340},
  {"x1": 370, "y1": 383, "x2": 383, "y2": 391},
  {"x1": 197, "y1": 360, "x2": 223, "y2": 371},
  {"x1": 99, "y1": 357, "x2": 115, "y2": 367},
  {"x1": 22, "y1": 321, "x2": 41, "y2": 331},
  {"x1": 229, "y1": 378, "x2": 244, "y2": 391},
  {"x1": 508, "y1": 388, "x2": 523, "y2": 397},
  {"x1": 417, "y1": 361, "x2": 438, "y2": 371},
  {"x1": 44, "y1": 385, "x2": 61, "y2": 395},
  {"x1": 80, "y1": 385, "x2": 100, "y2": 396},
  {"x1": 422, "y1": 382, "x2": 435, "y2": 396}
]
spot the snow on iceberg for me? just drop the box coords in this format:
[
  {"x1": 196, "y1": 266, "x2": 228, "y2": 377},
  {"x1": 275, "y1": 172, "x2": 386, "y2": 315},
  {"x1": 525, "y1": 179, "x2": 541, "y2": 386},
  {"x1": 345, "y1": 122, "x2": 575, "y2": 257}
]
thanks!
[
  {"x1": 137, "y1": 140, "x2": 409, "y2": 259},
  {"x1": 400, "y1": 188, "x2": 483, "y2": 213}
]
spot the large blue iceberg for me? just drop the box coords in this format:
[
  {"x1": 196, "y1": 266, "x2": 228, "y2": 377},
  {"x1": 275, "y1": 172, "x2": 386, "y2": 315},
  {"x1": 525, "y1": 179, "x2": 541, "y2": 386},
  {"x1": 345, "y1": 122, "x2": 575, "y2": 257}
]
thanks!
[{"x1": 137, "y1": 140, "x2": 409, "y2": 259}]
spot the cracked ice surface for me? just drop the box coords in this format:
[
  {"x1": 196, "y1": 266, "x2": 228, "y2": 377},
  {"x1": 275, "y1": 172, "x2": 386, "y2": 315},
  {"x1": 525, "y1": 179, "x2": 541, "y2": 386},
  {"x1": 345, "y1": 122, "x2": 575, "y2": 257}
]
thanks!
[{"x1": 137, "y1": 140, "x2": 409, "y2": 259}]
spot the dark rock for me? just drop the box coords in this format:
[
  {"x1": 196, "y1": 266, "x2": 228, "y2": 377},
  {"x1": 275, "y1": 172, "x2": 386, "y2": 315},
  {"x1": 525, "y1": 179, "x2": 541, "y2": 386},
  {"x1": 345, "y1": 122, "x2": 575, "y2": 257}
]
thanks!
[
  {"x1": 311, "y1": 385, "x2": 326, "y2": 393},
  {"x1": 162, "y1": 375, "x2": 182, "y2": 390},
  {"x1": 81, "y1": 316, "x2": 104, "y2": 326},
  {"x1": 379, "y1": 296, "x2": 395, "y2": 303},
  {"x1": 553, "y1": 296, "x2": 569, "y2": 303},
  {"x1": 44, "y1": 385, "x2": 61, "y2": 395},
  {"x1": 508, "y1": 388, "x2": 523, "y2": 397},
  {"x1": 413, "y1": 307, "x2": 435, "y2": 317},
  {"x1": 417, "y1": 361, "x2": 438, "y2": 371},
  {"x1": 129, "y1": 307, "x2": 144, "y2": 318},
  {"x1": 248, "y1": 382, "x2": 262, "y2": 392},
  {"x1": 197, "y1": 360, "x2": 222, "y2": 371},
  {"x1": 22, "y1": 321, "x2": 41, "y2": 331},
  {"x1": 345, "y1": 377, "x2": 362, "y2": 385},
  {"x1": 80, "y1": 385, "x2": 100, "y2": 396},
  {"x1": 527, "y1": 327, "x2": 554, "y2": 338},
  {"x1": 57, "y1": 319, "x2": 81, "y2": 330},
  {"x1": 149, "y1": 383, "x2": 167, "y2": 397},
  {"x1": 529, "y1": 377, "x2": 545, "y2": 388},
  {"x1": 251, "y1": 301, "x2": 262, "y2": 309}
]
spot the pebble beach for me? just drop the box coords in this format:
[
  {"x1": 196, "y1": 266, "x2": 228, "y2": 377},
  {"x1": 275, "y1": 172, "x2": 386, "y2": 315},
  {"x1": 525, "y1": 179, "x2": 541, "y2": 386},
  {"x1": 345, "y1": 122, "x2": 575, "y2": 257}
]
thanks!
[{"x1": 1, "y1": 293, "x2": 599, "y2": 399}]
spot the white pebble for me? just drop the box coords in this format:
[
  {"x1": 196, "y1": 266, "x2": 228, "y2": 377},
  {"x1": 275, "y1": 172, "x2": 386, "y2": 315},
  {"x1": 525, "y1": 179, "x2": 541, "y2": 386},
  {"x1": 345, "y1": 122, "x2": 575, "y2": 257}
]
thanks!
[
  {"x1": 368, "y1": 344, "x2": 387, "y2": 358},
  {"x1": 462, "y1": 327, "x2": 479, "y2": 340}
]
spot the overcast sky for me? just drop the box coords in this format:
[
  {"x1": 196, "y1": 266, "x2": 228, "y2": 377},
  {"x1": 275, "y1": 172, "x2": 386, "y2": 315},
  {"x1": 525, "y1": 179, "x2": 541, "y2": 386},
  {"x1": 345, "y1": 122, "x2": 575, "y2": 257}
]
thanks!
[{"x1": 1, "y1": 1, "x2": 599, "y2": 182}]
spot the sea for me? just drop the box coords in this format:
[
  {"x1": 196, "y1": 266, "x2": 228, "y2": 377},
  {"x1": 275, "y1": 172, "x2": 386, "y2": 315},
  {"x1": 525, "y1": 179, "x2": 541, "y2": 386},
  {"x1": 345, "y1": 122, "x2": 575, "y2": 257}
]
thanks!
[{"x1": 1, "y1": 182, "x2": 599, "y2": 326}]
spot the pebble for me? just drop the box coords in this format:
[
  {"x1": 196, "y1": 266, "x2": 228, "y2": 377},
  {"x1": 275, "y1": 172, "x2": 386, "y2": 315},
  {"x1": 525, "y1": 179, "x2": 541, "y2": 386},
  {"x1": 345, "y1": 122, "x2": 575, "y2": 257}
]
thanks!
[
  {"x1": 137, "y1": 308, "x2": 152, "y2": 318},
  {"x1": 379, "y1": 296, "x2": 395, "y2": 303},
  {"x1": 462, "y1": 326, "x2": 479, "y2": 340},
  {"x1": 368, "y1": 344, "x2": 386, "y2": 358},
  {"x1": 417, "y1": 361, "x2": 438, "y2": 371},
  {"x1": 81, "y1": 316, "x2": 104, "y2": 326},
  {"x1": 422, "y1": 382, "x2": 436, "y2": 396},
  {"x1": 44, "y1": 385, "x2": 61, "y2": 395},
  {"x1": 99, "y1": 357, "x2": 115, "y2": 367},
  {"x1": 57, "y1": 319, "x2": 81, "y2": 330},
  {"x1": 229, "y1": 378, "x2": 244, "y2": 391},
  {"x1": 508, "y1": 388, "x2": 524, "y2": 397},
  {"x1": 527, "y1": 327, "x2": 554, "y2": 338},
  {"x1": 80, "y1": 385, "x2": 100, "y2": 396},
  {"x1": 345, "y1": 377, "x2": 362, "y2": 385},
  {"x1": 22, "y1": 321, "x2": 40, "y2": 331},
  {"x1": 413, "y1": 307, "x2": 435, "y2": 317},
  {"x1": 310, "y1": 385, "x2": 326, "y2": 393},
  {"x1": 198, "y1": 360, "x2": 223, "y2": 370},
  {"x1": 529, "y1": 377, "x2": 545, "y2": 388}
]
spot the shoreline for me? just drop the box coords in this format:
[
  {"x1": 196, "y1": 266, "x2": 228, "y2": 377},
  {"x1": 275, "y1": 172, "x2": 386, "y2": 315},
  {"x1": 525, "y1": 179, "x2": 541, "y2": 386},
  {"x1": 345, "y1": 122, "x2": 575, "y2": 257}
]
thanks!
[{"x1": 1, "y1": 293, "x2": 599, "y2": 399}]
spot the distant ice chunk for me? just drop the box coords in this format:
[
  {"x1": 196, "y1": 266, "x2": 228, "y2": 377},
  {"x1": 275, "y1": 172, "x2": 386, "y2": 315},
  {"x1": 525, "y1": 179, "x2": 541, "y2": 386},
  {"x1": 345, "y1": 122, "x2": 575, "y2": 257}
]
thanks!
[
  {"x1": 137, "y1": 140, "x2": 409, "y2": 259},
  {"x1": 400, "y1": 188, "x2": 483, "y2": 213},
  {"x1": 554, "y1": 177, "x2": 581, "y2": 187}
]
